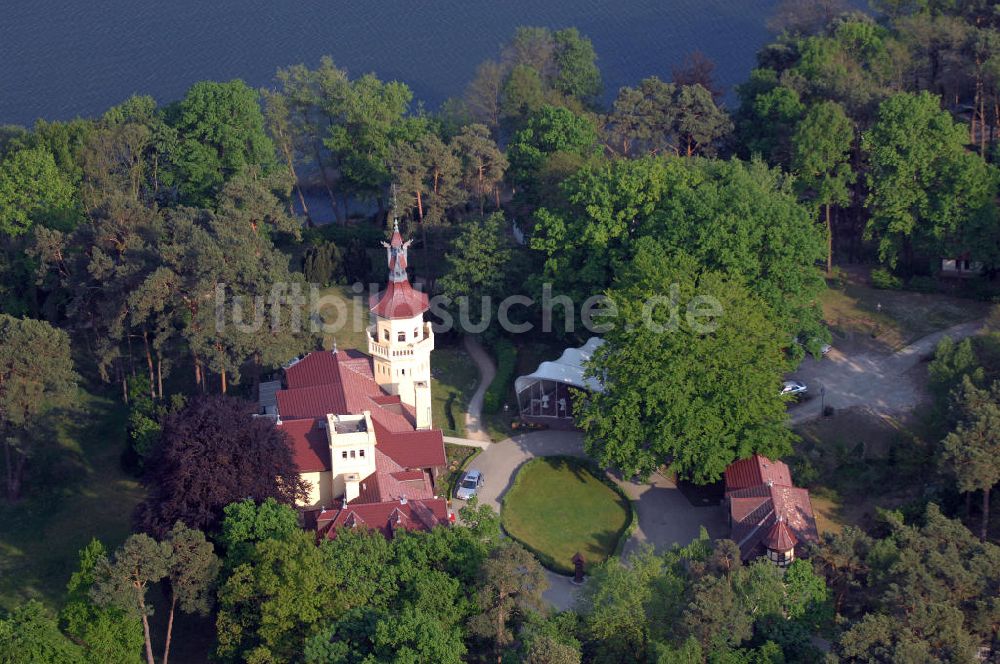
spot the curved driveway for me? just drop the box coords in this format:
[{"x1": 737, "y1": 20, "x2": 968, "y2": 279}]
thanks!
[
  {"x1": 451, "y1": 321, "x2": 984, "y2": 607},
  {"x1": 454, "y1": 429, "x2": 727, "y2": 608}
]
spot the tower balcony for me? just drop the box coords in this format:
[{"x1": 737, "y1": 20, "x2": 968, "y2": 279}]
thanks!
[{"x1": 367, "y1": 322, "x2": 435, "y2": 361}]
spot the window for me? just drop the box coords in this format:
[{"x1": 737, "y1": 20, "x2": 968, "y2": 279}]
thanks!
[
  {"x1": 413, "y1": 327, "x2": 419, "y2": 339},
  {"x1": 342, "y1": 451, "x2": 348, "y2": 459},
  {"x1": 359, "y1": 449, "x2": 365, "y2": 458},
  {"x1": 350, "y1": 450, "x2": 356, "y2": 459},
  {"x1": 383, "y1": 328, "x2": 389, "y2": 341},
  {"x1": 398, "y1": 331, "x2": 406, "y2": 342},
  {"x1": 401, "y1": 368, "x2": 405, "y2": 376}
]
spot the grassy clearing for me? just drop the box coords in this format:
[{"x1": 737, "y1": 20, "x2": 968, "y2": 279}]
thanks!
[
  {"x1": 821, "y1": 277, "x2": 988, "y2": 352},
  {"x1": 790, "y1": 407, "x2": 929, "y2": 534},
  {"x1": 316, "y1": 285, "x2": 372, "y2": 353},
  {"x1": 501, "y1": 456, "x2": 630, "y2": 574},
  {"x1": 0, "y1": 390, "x2": 144, "y2": 611},
  {"x1": 430, "y1": 344, "x2": 480, "y2": 437}
]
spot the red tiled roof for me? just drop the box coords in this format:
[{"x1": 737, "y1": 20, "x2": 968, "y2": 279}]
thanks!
[
  {"x1": 316, "y1": 498, "x2": 449, "y2": 539},
  {"x1": 724, "y1": 454, "x2": 793, "y2": 494},
  {"x1": 371, "y1": 417, "x2": 446, "y2": 469},
  {"x1": 391, "y1": 470, "x2": 425, "y2": 481},
  {"x1": 284, "y1": 350, "x2": 374, "y2": 390},
  {"x1": 279, "y1": 418, "x2": 329, "y2": 472},
  {"x1": 728, "y1": 483, "x2": 818, "y2": 560},
  {"x1": 369, "y1": 279, "x2": 430, "y2": 320},
  {"x1": 277, "y1": 383, "x2": 348, "y2": 420},
  {"x1": 354, "y1": 449, "x2": 435, "y2": 503},
  {"x1": 765, "y1": 519, "x2": 798, "y2": 552}
]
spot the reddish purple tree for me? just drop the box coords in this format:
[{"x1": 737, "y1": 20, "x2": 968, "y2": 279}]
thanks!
[
  {"x1": 672, "y1": 51, "x2": 723, "y2": 102},
  {"x1": 135, "y1": 396, "x2": 307, "y2": 537}
]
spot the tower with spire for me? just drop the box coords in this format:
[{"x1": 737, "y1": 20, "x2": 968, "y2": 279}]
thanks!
[{"x1": 367, "y1": 220, "x2": 435, "y2": 428}]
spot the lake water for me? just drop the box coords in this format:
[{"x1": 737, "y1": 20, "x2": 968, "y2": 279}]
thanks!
[{"x1": 0, "y1": 0, "x2": 784, "y2": 126}]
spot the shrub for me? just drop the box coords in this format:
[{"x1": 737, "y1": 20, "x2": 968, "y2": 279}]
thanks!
[
  {"x1": 302, "y1": 240, "x2": 343, "y2": 286},
  {"x1": 961, "y1": 278, "x2": 1000, "y2": 302},
  {"x1": 790, "y1": 456, "x2": 820, "y2": 488},
  {"x1": 483, "y1": 337, "x2": 517, "y2": 414},
  {"x1": 870, "y1": 267, "x2": 902, "y2": 290},
  {"x1": 826, "y1": 266, "x2": 846, "y2": 290}
]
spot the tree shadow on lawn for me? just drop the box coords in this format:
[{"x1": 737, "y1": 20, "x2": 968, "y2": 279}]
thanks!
[{"x1": 0, "y1": 394, "x2": 142, "y2": 609}]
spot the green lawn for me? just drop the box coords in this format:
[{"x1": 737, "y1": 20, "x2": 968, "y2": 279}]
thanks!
[
  {"x1": 0, "y1": 390, "x2": 144, "y2": 611},
  {"x1": 501, "y1": 456, "x2": 631, "y2": 574},
  {"x1": 430, "y1": 344, "x2": 479, "y2": 437},
  {"x1": 316, "y1": 285, "x2": 374, "y2": 353}
]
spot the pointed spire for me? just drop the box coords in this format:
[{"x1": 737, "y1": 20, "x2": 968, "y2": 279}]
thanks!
[
  {"x1": 371, "y1": 218, "x2": 430, "y2": 319},
  {"x1": 382, "y1": 219, "x2": 409, "y2": 283}
]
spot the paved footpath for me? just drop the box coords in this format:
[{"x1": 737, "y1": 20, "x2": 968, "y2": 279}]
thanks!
[
  {"x1": 788, "y1": 321, "x2": 982, "y2": 425},
  {"x1": 461, "y1": 335, "x2": 495, "y2": 442}
]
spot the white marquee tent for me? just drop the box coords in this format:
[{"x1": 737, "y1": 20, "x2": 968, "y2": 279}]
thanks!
[{"x1": 514, "y1": 337, "x2": 604, "y2": 421}]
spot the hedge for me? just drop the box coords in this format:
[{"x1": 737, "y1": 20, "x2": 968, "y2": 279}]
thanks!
[
  {"x1": 447, "y1": 445, "x2": 482, "y2": 500},
  {"x1": 482, "y1": 337, "x2": 517, "y2": 414},
  {"x1": 870, "y1": 267, "x2": 902, "y2": 290}
]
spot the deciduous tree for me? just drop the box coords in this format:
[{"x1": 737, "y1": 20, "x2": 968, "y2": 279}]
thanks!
[
  {"x1": 0, "y1": 601, "x2": 83, "y2": 664},
  {"x1": 0, "y1": 145, "x2": 78, "y2": 236},
  {"x1": 863, "y1": 91, "x2": 997, "y2": 271},
  {"x1": 169, "y1": 80, "x2": 277, "y2": 206},
  {"x1": 61, "y1": 539, "x2": 144, "y2": 664},
  {"x1": 575, "y1": 244, "x2": 793, "y2": 482},
  {"x1": 134, "y1": 396, "x2": 308, "y2": 537}
]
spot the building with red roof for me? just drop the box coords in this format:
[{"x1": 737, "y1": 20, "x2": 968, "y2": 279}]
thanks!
[
  {"x1": 261, "y1": 221, "x2": 445, "y2": 540},
  {"x1": 723, "y1": 454, "x2": 819, "y2": 566}
]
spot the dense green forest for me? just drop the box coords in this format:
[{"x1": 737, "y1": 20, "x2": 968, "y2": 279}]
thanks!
[{"x1": 2, "y1": 1, "x2": 1000, "y2": 662}]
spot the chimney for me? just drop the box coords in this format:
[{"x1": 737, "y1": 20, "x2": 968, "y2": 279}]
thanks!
[
  {"x1": 344, "y1": 473, "x2": 361, "y2": 503},
  {"x1": 413, "y1": 381, "x2": 432, "y2": 430}
]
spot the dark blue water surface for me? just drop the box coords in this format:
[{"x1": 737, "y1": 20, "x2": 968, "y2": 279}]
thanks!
[{"x1": 0, "y1": 0, "x2": 781, "y2": 126}]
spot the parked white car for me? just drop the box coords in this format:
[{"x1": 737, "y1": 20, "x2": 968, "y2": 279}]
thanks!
[
  {"x1": 781, "y1": 380, "x2": 808, "y2": 398},
  {"x1": 455, "y1": 470, "x2": 484, "y2": 500}
]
